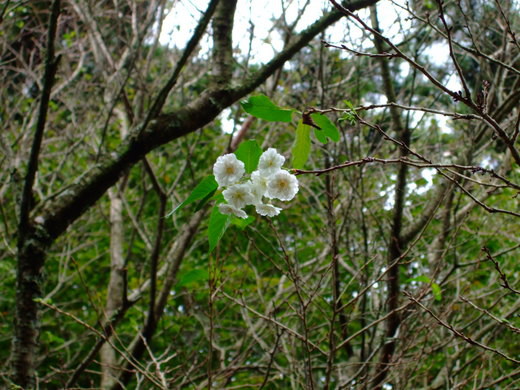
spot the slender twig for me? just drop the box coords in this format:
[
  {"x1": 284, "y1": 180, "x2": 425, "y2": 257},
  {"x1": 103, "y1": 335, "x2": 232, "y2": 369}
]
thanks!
[
  {"x1": 494, "y1": 0, "x2": 520, "y2": 51},
  {"x1": 335, "y1": 302, "x2": 413, "y2": 353},
  {"x1": 222, "y1": 291, "x2": 327, "y2": 356},
  {"x1": 329, "y1": 0, "x2": 466, "y2": 103},
  {"x1": 142, "y1": 158, "x2": 167, "y2": 331},
  {"x1": 459, "y1": 296, "x2": 520, "y2": 334},
  {"x1": 306, "y1": 103, "x2": 482, "y2": 120},
  {"x1": 323, "y1": 41, "x2": 400, "y2": 58},
  {"x1": 294, "y1": 156, "x2": 520, "y2": 189},
  {"x1": 512, "y1": 107, "x2": 520, "y2": 144},
  {"x1": 477, "y1": 367, "x2": 520, "y2": 389},
  {"x1": 259, "y1": 329, "x2": 284, "y2": 389},
  {"x1": 482, "y1": 247, "x2": 520, "y2": 295},
  {"x1": 404, "y1": 292, "x2": 520, "y2": 364},
  {"x1": 139, "y1": 333, "x2": 168, "y2": 388},
  {"x1": 402, "y1": 2, "x2": 520, "y2": 77},
  {"x1": 329, "y1": 0, "x2": 520, "y2": 166},
  {"x1": 39, "y1": 300, "x2": 165, "y2": 389},
  {"x1": 436, "y1": 0, "x2": 472, "y2": 101},
  {"x1": 139, "y1": 0, "x2": 221, "y2": 135},
  {"x1": 0, "y1": 0, "x2": 10, "y2": 24},
  {"x1": 64, "y1": 299, "x2": 136, "y2": 387}
]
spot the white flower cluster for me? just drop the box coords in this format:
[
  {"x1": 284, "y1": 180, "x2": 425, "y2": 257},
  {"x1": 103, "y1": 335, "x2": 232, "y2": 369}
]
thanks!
[{"x1": 213, "y1": 148, "x2": 299, "y2": 218}]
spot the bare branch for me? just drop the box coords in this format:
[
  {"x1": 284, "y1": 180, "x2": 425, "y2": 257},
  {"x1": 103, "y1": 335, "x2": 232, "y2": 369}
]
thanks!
[
  {"x1": 405, "y1": 292, "x2": 520, "y2": 365},
  {"x1": 482, "y1": 247, "x2": 520, "y2": 295}
]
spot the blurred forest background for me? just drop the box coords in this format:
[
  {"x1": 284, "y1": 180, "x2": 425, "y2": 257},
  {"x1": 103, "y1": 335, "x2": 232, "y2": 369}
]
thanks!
[{"x1": 1, "y1": 0, "x2": 519, "y2": 388}]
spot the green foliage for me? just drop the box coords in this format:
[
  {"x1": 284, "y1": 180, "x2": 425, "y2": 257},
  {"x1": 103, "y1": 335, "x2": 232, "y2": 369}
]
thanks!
[
  {"x1": 311, "y1": 112, "x2": 340, "y2": 143},
  {"x1": 291, "y1": 120, "x2": 311, "y2": 169},
  {"x1": 240, "y1": 94, "x2": 294, "y2": 122},
  {"x1": 406, "y1": 275, "x2": 442, "y2": 301},
  {"x1": 170, "y1": 175, "x2": 218, "y2": 215},
  {"x1": 208, "y1": 203, "x2": 230, "y2": 252},
  {"x1": 176, "y1": 268, "x2": 209, "y2": 288},
  {"x1": 230, "y1": 215, "x2": 255, "y2": 229},
  {"x1": 234, "y1": 139, "x2": 262, "y2": 173}
]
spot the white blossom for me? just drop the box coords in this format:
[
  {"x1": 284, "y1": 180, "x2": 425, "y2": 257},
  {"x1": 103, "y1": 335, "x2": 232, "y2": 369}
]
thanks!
[
  {"x1": 258, "y1": 148, "x2": 285, "y2": 176},
  {"x1": 251, "y1": 170, "x2": 269, "y2": 190},
  {"x1": 213, "y1": 153, "x2": 245, "y2": 187},
  {"x1": 219, "y1": 203, "x2": 248, "y2": 219},
  {"x1": 247, "y1": 171, "x2": 269, "y2": 204},
  {"x1": 211, "y1": 147, "x2": 298, "y2": 220},
  {"x1": 223, "y1": 183, "x2": 254, "y2": 209},
  {"x1": 266, "y1": 170, "x2": 299, "y2": 201},
  {"x1": 255, "y1": 203, "x2": 282, "y2": 217},
  {"x1": 247, "y1": 180, "x2": 264, "y2": 205}
]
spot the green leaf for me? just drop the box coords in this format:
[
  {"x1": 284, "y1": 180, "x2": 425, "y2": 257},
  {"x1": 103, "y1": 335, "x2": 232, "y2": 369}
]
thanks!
[
  {"x1": 415, "y1": 178, "x2": 429, "y2": 187},
  {"x1": 177, "y1": 269, "x2": 209, "y2": 288},
  {"x1": 240, "y1": 94, "x2": 294, "y2": 122},
  {"x1": 339, "y1": 100, "x2": 357, "y2": 125},
  {"x1": 292, "y1": 120, "x2": 311, "y2": 169},
  {"x1": 231, "y1": 215, "x2": 255, "y2": 229},
  {"x1": 338, "y1": 113, "x2": 357, "y2": 125},
  {"x1": 431, "y1": 283, "x2": 442, "y2": 301},
  {"x1": 406, "y1": 275, "x2": 442, "y2": 301},
  {"x1": 169, "y1": 175, "x2": 218, "y2": 215},
  {"x1": 208, "y1": 205, "x2": 229, "y2": 252},
  {"x1": 234, "y1": 140, "x2": 262, "y2": 173},
  {"x1": 343, "y1": 99, "x2": 355, "y2": 109},
  {"x1": 313, "y1": 127, "x2": 327, "y2": 143},
  {"x1": 194, "y1": 189, "x2": 217, "y2": 212},
  {"x1": 43, "y1": 330, "x2": 65, "y2": 345},
  {"x1": 310, "y1": 113, "x2": 340, "y2": 143},
  {"x1": 406, "y1": 275, "x2": 431, "y2": 284}
]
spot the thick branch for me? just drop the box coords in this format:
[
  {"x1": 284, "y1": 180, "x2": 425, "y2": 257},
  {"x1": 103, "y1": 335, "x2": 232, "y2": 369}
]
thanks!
[
  {"x1": 36, "y1": 0, "x2": 379, "y2": 244},
  {"x1": 211, "y1": 0, "x2": 237, "y2": 86}
]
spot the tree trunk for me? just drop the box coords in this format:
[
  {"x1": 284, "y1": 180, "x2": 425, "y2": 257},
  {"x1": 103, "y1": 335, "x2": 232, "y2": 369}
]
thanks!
[
  {"x1": 100, "y1": 187, "x2": 126, "y2": 388},
  {"x1": 13, "y1": 228, "x2": 48, "y2": 388}
]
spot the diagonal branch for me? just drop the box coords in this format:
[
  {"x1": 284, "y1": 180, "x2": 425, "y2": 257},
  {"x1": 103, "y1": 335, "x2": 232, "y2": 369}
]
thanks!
[
  {"x1": 141, "y1": 0, "x2": 221, "y2": 130},
  {"x1": 36, "y1": 0, "x2": 380, "y2": 245},
  {"x1": 18, "y1": 0, "x2": 61, "y2": 242},
  {"x1": 405, "y1": 292, "x2": 520, "y2": 364}
]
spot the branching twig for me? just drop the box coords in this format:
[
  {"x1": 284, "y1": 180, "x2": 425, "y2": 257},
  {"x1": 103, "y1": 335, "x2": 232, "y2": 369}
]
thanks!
[
  {"x1": 39, "y1": 300, "x2": 166, "y2": 389},
  {"x1": 139, "y1": 0, "x2": 221, "y2": 134},
  {"x1": 306, "y1": 103, "x2": 482, "y2": 120},
  {"x1": 404, "y1": 292, "x2": 520, "y2": 364},
  {"x1": 329, "y1": 0, "x2": 520, "y2": 166},
  {"x1": 482, "y1": 247, "x2": 520, "y2": 295},
  {"x1": 436, "y1": 0, "x2": 472, "y2": 102},
  {"x1": 494, "y1": 0, "x2": 520, "y2": 51},
  {"x1": 323, "y1": 41, "x2": 399, "y2": 58},
  {"x1": 222, "y1": 291, "x2": 328, "y2": 356},
  {"x1": 459, "y1": 296, "x2": 520, "y2": 334}
]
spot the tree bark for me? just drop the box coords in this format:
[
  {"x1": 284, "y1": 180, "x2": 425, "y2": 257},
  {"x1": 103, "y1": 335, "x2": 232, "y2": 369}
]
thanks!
[
  {"x1": 12, "y1": 0, "x2": 60, "y2": 387},
  {"x1": 100, "y1": 187, "x2": 126, "y2": 388},
  {"x1": 13, "y1": 231, "x2": 48, "y2": 389}
]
